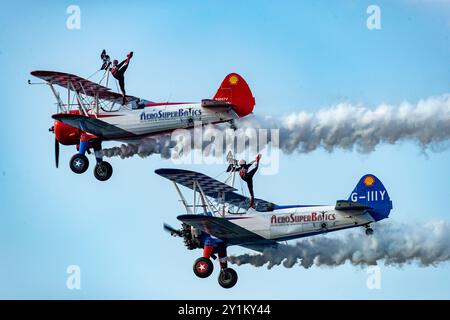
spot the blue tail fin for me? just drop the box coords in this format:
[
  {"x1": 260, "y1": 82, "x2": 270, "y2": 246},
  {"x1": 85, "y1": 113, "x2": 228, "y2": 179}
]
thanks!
[{"x1": 348, "y1": 174, "x2": 393, "y2": 221}]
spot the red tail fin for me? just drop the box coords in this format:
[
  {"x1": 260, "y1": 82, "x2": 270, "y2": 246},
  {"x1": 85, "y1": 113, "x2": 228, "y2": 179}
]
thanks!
[{"x1": 213, "y1": 73, "x2": 255, "y2": 117}]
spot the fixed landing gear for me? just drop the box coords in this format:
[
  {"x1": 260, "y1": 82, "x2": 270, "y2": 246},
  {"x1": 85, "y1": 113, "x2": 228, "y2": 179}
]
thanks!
[
  {"x1": 229, "y1": 120, "x2": 237, "y2": 130},
  {"x1": 218, "y1": 268, "x2": 238, "y2": 289},
  {"x1": 70, "y1": 155, "x2": 113, "y2": 181},
  {"x1": 93, "y1": 161, "x2": 113, "y2": 181},
  {"x1": 193, "y1": 257, "x2": 214, "y2": 278},
  {"x1": 69, "y1": 138, "x2": 114, "y2": 181},
  {"x1": 193, "y1": 244, "x2": 238, "y2": 288},
  {"x1": 70, "y1": 154, "x2": 89, "y2": 174},
  {"x1": 365, "y1": 225, "x2": 374, "y2": 236}
]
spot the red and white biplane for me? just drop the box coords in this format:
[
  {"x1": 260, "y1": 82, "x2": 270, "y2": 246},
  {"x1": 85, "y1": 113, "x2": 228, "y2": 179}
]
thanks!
[{"x1": 30, "y1": 70, "x2": 255, "y2": 181}]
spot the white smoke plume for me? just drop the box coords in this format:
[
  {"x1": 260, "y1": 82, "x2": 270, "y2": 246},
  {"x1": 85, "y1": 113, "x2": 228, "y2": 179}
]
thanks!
[
  {"x1": 102, "y1": 135, "x2": 175, "y2": 159},
  {"x1": 102, "y1": 94, "x2": 450, "y2": 158},
  {"x1": 229, "y1": 220, "x2": 450, "y2": 269},
  {"x1": 247, "y1": 94, "x2": 450, "y2": 154}
]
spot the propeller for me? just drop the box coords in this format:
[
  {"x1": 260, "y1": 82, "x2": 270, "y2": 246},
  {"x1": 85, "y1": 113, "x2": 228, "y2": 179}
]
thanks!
[
  {"x1": 54, "y1": 137, "x2": 60, "y2": 168},
  {"x1": 163, "y1": 223, "x2": 182, "y2": 237},
  {"x1": 49, "y1": 126, "x2": 59, "y2": 168}
]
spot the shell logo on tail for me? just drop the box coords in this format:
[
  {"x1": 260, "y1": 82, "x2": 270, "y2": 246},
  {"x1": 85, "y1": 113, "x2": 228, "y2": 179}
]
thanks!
[
  {"x1": 364, "y1": 175, "x2": 375, "y2": 187},
  {"x1": 229, "y1": 75, "x2": 239, "y2": 85}
]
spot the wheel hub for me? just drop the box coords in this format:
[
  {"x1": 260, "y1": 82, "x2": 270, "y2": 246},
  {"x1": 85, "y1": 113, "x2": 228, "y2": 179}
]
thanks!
[
  {"x1": 96, "y1": 165, "x2": 107, "y2": 176},
  {"x1": 220, "y1": 272, "x2": 231, "y2": 282},
  {"x1": 74, "y1": 159, "x2": 84, "y2": 168},
  {"x1": 196, "y1": 262, "x2": 207, "y2": 273}
]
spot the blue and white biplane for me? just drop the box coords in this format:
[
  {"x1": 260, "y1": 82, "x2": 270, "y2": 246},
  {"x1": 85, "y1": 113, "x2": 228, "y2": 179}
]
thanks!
[{"x1": 156, "y1": 167, "x2": 393, "y2": 288}]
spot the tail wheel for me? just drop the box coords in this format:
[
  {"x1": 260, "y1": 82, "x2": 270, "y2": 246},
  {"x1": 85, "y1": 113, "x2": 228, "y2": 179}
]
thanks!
[
  {"x1": 69, "y1": 154, "x2": 89, "y2": 174},
  {"x1": 365, "y1": 227, "x2": 374, "y2": 236},
  {"x1": 193, "y1": 257, "x2": 213, "y2": 278},
  {"x1": 94, "y1": 161, "x2": 113, "y2": 181},
  {"x1": 218, "y1": 268, "x2": 238, "y2": 289}
]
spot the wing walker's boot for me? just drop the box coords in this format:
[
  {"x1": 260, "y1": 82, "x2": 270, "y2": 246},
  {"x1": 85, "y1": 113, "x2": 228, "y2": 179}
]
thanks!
[{"x1": 249, "y1": 197, "x2": 255, "y2": 209}]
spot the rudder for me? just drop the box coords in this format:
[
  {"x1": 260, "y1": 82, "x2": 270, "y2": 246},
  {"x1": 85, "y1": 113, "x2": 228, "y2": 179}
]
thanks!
[
  {"x1": 213, "y1": 73, "x2": 255, "y2": 118},
  {"x1": 348, "y1": 174, "x2": 393, "y2": 221}
]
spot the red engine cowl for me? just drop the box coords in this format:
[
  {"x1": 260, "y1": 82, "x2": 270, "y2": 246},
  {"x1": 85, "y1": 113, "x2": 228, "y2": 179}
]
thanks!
[{"x1": 54, "y1": 120, "x2": 81, "y2": 146}]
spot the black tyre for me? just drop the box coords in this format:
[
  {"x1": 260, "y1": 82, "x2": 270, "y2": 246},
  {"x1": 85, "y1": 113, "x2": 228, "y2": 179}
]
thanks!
[
  {"x1": 365, "y1": 228, "x2": 374, "y2": 236},
  {"x1": 69, "y1": 154, "x2": 89, "y2": 174},
  {"x1": 193, "y1": 257, "x2": 214, "y2": 278},
  {"x1": 93, "y1": 161, "x2": 113, "y2": 181},
  {"x1": 218, "y1": 268, "x2": 238, "y2": 289}
]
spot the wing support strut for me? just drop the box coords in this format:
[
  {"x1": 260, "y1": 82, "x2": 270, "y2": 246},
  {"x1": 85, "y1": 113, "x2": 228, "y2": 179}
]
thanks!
[
  {"x1": 172, "y1": 181, "x2": 193, "y2": 215},
  {"x1": 70, "y1": 81, "x2": 89, "y2": 117}
]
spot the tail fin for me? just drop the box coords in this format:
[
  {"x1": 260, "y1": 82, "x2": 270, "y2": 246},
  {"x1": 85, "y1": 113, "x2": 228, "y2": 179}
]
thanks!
[
  {"x1": 213, "y1": 73, "x2": 255, "y2": 117},
  {"x1": 348, "y1": 174, "x2": 393, "y2": 221}
]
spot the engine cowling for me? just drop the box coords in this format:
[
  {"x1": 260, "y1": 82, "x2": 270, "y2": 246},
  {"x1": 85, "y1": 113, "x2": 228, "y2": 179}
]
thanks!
[
  {"x1": 54, "y1": 120, "x2": 81, "y2": 146},
  {"x1": 181, "y1": 223, "x2": 203, "y2": 250}
]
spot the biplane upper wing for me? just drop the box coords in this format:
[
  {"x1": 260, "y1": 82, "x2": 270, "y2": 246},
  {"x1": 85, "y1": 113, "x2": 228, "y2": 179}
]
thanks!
[
  {"x1": 31, "y1": 70, "x2": 140, "y2": 104},
  {"x1": 155, "y1": 168, "x2": 276, "y2": 211},
  {"x1": 52, "y1": 114, "x2": 135, "y2": 140},
  {"x1": 177, "y1": 214, "x2": 279, "y2": 248}
]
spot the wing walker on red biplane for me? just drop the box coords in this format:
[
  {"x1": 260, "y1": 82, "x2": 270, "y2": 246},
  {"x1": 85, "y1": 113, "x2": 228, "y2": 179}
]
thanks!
[{"x1": 29, "y1": 50, "x2": 256, "y2": 181}]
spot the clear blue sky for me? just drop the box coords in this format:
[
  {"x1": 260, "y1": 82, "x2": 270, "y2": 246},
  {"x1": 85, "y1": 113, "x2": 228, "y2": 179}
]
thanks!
[{"x1": 0, "y1": 0, "x2": 449, "y2": 299}]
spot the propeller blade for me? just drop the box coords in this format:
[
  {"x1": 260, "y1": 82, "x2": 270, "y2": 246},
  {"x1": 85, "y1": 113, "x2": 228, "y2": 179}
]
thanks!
[
  {"x1": 55, "y1": 138, "x2": 60, "y2": 168},
  {"x1": 163, "y1": 223, "x2": 182, "y2": 237}
]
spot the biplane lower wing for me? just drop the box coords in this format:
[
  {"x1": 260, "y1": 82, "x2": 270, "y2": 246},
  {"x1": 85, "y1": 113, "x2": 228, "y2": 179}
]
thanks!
[
  {"x1": 177, "y1": 214, "x2": 278, "y2": 247},
  {"x1": 155, "y1": 168, "x2": 276, "y2": 211},
  {"x1": 52, "y1": 114, "x2": 135, "y2": 140}
]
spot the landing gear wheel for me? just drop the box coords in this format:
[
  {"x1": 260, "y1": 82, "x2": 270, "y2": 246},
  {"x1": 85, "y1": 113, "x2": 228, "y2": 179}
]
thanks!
[
  {"x1": 229, "y1": 120, "x2": 237, "y2": 130},
  {"x1": 218, "y1": 268, "x2": 238, "y2": 289},
  {"x1": 94, "y1": 161, "x2": 113, "y2": 181},
  {"x1": 69, "y1": 154, "x2": 89, "y2": 174},
  {"x1": 365, "y1": 227, "x2": 374, "y2": 236},
  {"x1": 193, "y1": 257, "x2": 214, "y2": 278}
]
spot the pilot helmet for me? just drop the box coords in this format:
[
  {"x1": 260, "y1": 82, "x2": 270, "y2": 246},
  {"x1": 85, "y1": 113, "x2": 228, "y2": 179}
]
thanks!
[{"x1": 239, "y1": 159, "x2": 246, "y2": 166}]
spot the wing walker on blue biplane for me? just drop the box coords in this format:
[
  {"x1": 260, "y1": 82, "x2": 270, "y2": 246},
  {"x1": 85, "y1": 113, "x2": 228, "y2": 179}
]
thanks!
[{"x1": 158, "y1": 155, "x2": 393, "y2": 288}]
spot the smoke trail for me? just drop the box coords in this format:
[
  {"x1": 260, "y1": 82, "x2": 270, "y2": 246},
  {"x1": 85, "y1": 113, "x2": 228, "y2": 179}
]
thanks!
[
  {"x1": 229, "y1": 220, "x2": 450, "y2": 269},
  {"x1": 102, "y1": 135, "x2": 175, "y2": 159},
  {"x1": 246, "y1": 94, "x2": 450, "y2": 154},
  {"x1": 102, "y1": 94, "x2": 450, "y2": 158}
]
